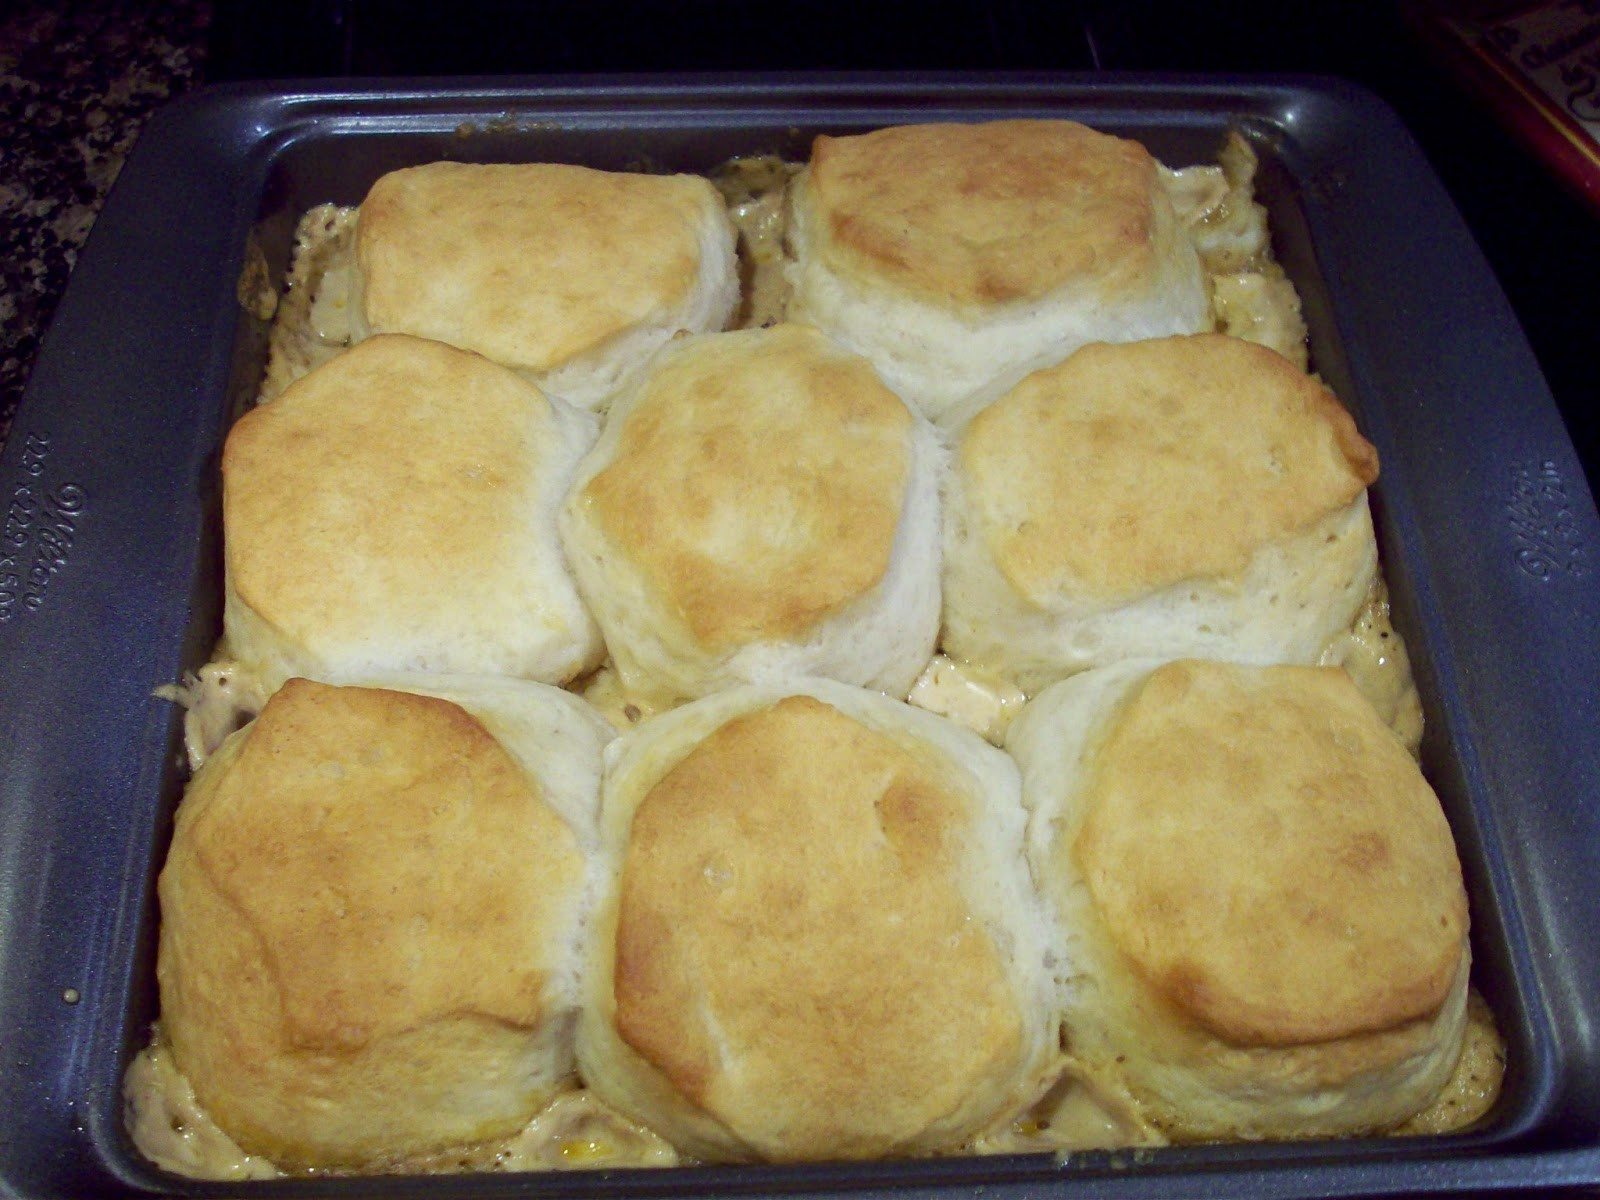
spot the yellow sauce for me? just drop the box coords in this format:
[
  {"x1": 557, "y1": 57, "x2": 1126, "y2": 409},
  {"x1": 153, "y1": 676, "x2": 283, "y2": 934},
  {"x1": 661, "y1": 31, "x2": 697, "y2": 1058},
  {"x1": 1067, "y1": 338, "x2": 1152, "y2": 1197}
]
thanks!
[
  {"x1": 257, "y1": 203, "x2": 357, "y2": 402},
  {"x1": 1398, "y1": 990, "x2": 1506, "y2": 1135},
  {"x1": 967, "y1": 1056, "x2": 1165, "y2": 1156},
  {"x1": 1320, "y1": 580, "x2": 1426, "y2": 754},
  {"x1": 123, "y1": 1037, "x2": 278, "y2": 1180},
  {"x1": 573, "y1": 662, "x2": 664, "y2": 732},
  {"x1": 125, "y1": 1034, "x2": 677, "y2": 1179},
  {"x1": 710, "y1": 155, "x2": 799, "y2": 331}
]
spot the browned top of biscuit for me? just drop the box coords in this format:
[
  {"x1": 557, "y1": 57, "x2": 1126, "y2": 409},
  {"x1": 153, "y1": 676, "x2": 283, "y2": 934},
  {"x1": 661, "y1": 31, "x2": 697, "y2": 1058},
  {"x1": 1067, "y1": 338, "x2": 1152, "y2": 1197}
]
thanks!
[
  {"x1": 182, "y1": 679, "x2": 582, "y2": 1051},
  {"x1": 962, "y1": 335, "x2": 1380, "y2": 605},
  {"x1": 611, "y1": 695, "x2": 1022, "y2": 1159},
  {"x1": 1075, "y1": 661, "x2": 1467, "y2": 1046},
  {"x1": 804, "y1": 120, "x2": 1169, "y2": 307},
  {"x1": 356, "y1": 162, "x2": 718, "y2": 371},
  {"x1": 578, "y1": 325, "x2": 912, "y2": 649},
  {"x1": 223, "y1": 334, "x2": 564, "y2": 667}
]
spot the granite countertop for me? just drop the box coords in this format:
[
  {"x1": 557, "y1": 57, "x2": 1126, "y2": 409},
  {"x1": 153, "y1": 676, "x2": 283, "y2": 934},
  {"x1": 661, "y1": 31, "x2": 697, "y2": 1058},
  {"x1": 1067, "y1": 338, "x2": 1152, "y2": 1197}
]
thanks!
[{"x1": 0, "y1": 0, "x2": 211, "y2": 456}]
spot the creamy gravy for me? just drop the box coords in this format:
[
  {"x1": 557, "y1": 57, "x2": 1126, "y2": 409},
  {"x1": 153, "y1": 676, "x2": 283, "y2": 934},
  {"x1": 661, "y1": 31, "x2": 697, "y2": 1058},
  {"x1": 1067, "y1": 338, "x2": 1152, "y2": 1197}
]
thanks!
[
  {"x1": 257, "y1": 203, "x2": 357, "y2": 402},
  {"x1": 1321, "y1": 580, "x2": 1425, "y2": 754},
  {"x1": 1398, "y1": 990, "x2": 1506, "y2": 1135},
  {"x1": 125, "y1": 1034, "x2": 677, "y2": 1180},
  {"x1": 129, "y1": 988, "x2": 1503, "y2": 1177},
  {"x1": 710, "y1": 154, "x2": 799, "y2": 331},
  {"x1": 153, "y1": 657, "x2": 266, "y2": 771}
]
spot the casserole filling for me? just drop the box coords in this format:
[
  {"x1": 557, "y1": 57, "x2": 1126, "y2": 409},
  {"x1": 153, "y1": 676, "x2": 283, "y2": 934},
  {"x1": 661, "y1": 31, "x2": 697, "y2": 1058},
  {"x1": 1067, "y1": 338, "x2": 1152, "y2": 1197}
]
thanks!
[{"x1": 133, "y1": 128, "x2": 1503, "y2": 1178}]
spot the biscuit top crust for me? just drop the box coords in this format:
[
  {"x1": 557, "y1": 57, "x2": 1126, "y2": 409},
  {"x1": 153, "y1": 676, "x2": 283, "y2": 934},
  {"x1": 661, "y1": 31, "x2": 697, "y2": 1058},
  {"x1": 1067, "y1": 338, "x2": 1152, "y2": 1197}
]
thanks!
[
  {"x1": 578, "y1": 325, "x2": 912, "y2": 650},
  {"x1": 1074, "y1": 660, "x2": 1467, "y2": 1047},
  {"x1": 962, "y1": 334, "x2": 1380, "y2": 606},
  {"x1": 611, "y1": 695, "x2": 1022, "y2": 1159},
  {"x1": 805, "y1": 119, "x2": 1171, "y2": 307},
  {"x1": 223, "y1": 335, "x2": 562, "y2": 667},
  {"x1": 356, "y1": 162, "x2": 718, "y2": 371},
  {"x1": 183, "y1": 679, "x2": 583, "y2": 1051}
]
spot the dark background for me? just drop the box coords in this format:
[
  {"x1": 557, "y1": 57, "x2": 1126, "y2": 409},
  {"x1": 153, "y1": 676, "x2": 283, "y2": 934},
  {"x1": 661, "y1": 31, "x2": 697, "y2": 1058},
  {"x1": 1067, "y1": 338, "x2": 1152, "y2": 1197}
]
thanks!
[{"x1": 4, "y1": 0, "x2": 1597, "y2": 487}]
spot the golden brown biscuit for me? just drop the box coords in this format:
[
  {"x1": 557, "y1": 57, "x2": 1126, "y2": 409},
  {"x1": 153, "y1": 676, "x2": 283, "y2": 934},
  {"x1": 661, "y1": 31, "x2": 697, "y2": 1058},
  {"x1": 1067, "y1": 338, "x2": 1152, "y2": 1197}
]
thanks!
[
  {"x1": 561, "y1": 324, "x2": 942, "y2": 705},
  {"x1": 157, "y1": 676, "x2": 612, "y2": 1169},
  {"x1": 1007, "y1": 659, "x2": 1470, "y2": 1139},
  {"x1": 352, "y1": 162, "x2": 738, "y2": 410},
  {"x1": 576, "y1": 680, "x2": 1057, "y2": 1162},
  {"x1": 222, "y1": 334, "x2": 602, "y2": 694},
  {"x1": 787, "y1": 120, "x2": 1211, "y2": 419},
  {"x1": 943, "y1": 334, "x2": 1380, "y2": 692}
]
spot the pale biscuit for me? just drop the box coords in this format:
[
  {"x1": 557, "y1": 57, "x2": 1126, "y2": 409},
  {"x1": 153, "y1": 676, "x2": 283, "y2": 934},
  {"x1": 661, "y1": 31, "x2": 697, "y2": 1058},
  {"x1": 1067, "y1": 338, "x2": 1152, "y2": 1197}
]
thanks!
[
  {"x1": 157, "y1": 676, "x2": 614, "y2": 1169},
  {"x1": 943, "y1": 334, "x2": 1380, "y2": 692},
  {"x1": 222, "y1": 334, "x2": 603, "y2": 695},
  {"x1": 351, "y1": 162, "x2": 738, "y2": 410},
  {"x1": 561, "y1": 324, "x2": 942, "y2": 706},
  {"x1": 786, "y1": 120, "x2": 1212, "y2": 420},
  {"x1": 1006, "y1": 659, "x2": 1470, "y2": 1139},
  {"x1": 576, "y1": 680, "x2": 1058, "y2": 1161}
]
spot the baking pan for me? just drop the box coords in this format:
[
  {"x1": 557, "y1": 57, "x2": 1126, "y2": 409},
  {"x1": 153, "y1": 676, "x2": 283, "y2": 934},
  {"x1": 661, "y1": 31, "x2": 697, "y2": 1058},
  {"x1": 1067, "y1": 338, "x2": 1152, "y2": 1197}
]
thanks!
[{"x1": 1, "y1": 73, "x2": 1597, "y2": 1199}]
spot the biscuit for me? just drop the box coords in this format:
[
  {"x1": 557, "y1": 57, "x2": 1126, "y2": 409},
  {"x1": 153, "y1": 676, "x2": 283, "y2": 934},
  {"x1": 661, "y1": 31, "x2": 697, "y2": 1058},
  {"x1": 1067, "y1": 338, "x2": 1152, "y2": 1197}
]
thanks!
[
  {"x1": 1006, "y1": 659, "x2": 1470, "y2": 1139},
  {"x1": 943, "y1": 334, "x2": 1380, "y2": 692},
  {"x1": 351, "y1": 162, "x2": 739, "y2": 410},
  {"x1": 561, "y1": 324, "x2": 942, "y2": 706},
  {"x1": 222, "y1": 334, "x2": 603, "y2": 695},
  {"x1": 576, "y1": 680, "x2": 1057, "y2": 1161},
  {"x1": 786, "y1": 120, "x2": 1212, "y2": 420},
  {"x1": 156, "y1": 676, "x2": 614, "y2": 1168}
]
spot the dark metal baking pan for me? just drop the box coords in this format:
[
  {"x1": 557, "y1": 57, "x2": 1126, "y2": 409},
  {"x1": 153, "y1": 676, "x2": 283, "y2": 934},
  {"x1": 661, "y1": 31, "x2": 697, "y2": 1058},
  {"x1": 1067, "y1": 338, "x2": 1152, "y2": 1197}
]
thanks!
[{"x1": 1, "y1": 74, "x2": 1597, "y2": 1199}]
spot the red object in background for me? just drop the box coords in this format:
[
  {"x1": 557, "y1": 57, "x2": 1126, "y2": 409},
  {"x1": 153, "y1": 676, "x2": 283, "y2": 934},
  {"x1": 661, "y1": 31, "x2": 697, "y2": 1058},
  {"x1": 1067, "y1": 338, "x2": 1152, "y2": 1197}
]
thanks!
[{"x1": 1411, "y1": 0, "x2": 1600, "y2": 214}]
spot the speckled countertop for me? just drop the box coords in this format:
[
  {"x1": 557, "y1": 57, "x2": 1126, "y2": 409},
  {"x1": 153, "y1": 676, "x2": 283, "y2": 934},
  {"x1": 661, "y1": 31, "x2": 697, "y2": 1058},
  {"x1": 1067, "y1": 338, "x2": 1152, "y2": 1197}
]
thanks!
[{"x1": 0, "y1": 0, "x2": 211, "y2": 455}]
